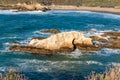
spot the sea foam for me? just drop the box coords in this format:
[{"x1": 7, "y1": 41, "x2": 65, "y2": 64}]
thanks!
[{"x1": 0, "y1": 10, "x2": 43, "y2": 14}]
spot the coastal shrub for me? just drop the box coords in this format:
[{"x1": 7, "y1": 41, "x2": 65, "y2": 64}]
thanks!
[
  {"x1": 87, "y1": 66, "x2": 120, "y2": 80},
  {"x1": 0, "y1": 68, "x2": 28, "y2": 80}
]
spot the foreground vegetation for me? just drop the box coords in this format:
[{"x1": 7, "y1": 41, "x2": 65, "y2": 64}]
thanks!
[
  {"x1": 1, "y1": 66, "x2": 120, "y2": 80},
  {"x1": 0, "y1": 68, "x2": 28, "y2": 80},
  {"x1": 87, "y1": 66, "x2": 120, "y2": 80},
  {"x1": 0, "y1": 0, "x2": 120, "y2": 7}
]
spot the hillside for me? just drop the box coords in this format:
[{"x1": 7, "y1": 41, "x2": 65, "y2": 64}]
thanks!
[{"x1": 0, "y1": 0, "x2": 120, "y2": 7}]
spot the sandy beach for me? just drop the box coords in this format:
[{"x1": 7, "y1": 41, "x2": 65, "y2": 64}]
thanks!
[
  {"x1": 1, "y1": 3, "x2": 120, "y2": 14},
  {"x1": 49, "y1": 5, "x2": 120, "y2": 14}
]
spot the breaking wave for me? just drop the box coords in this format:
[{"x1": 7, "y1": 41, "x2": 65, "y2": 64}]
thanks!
[{"x1": 14, "y1": 59, "x2": 103, "y2": 72}]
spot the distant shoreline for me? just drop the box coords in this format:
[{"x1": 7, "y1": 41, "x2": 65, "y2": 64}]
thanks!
[
  {"x1": 49, "y1": 5, "x2": 120, "y2": 15},
  {"x1": 1, "y1": 4, "x2": 120, "y2": 15}
]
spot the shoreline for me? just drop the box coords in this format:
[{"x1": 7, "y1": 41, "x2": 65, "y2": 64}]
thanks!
[
  {"x1": 1, "y1": 4, "x2": 120, "y2": 15},
  {"x1": 49, "y1": 5, "x2": 120, "y2": 15}
]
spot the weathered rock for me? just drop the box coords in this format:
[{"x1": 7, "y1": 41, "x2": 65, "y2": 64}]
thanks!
[
  {"x1": 9, "y1": 46, "x2": 73, "y2": 55},
  {"x1": 9, "y1": 31, "x2": 120, "y2": 55},
  {"x1": 40, "y1": 29, "x2": 60, "y2": 34},
  {"x1": 28, "y1": 31, "x2": 93, "y2": 50},
  {"x1": 41, "y1": 7, "x2": 51, "y2": 12},
  {"x1": 104, "y1": 41, "x2": 120, "y2": 49},
  {"x1": 16, "y1": 3, "x2": 45, "y2": 11},
  {"x1": 0, "y1": 3, "x2": 49, "y2": 11},
  {"x1": 9, "y1": 31, "x2": 94, "y2": 55},
  {"x1": 102, "y1": 32, "x2": 120, "y2": 37},
  {"x1": 90, "y1": 36, "x2": 108, "y2": 42},
  {"x1": 9, "y1": 45, "x2": 55, "y2": 55},
  {"x1": 93, "y1": 32, "x2": 120, "y2": 49},
  {"x1": 75, "y1": 44, "x2": 101, "y2": 51},
  {"x1": 32, "y1": 37, "x2": 46, "y2": 40},
  {"x1": 102, "y1": 32, "x2": 120, "y2": 40}
]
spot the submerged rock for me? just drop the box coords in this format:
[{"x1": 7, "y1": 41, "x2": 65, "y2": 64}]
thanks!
[{"x1": 40, "y1": 29, "x2": 60, "y2": 34}]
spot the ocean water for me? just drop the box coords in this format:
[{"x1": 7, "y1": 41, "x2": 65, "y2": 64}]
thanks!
[{"x1": 0, "y1": 10, "x2": 120, "y2": 80}]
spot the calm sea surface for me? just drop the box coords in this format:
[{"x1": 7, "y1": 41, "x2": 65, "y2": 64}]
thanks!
[{"x1": 0, "y1": 10, "x2": 120, "y2": 80}]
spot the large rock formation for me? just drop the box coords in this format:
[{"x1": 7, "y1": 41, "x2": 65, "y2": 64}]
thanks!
[
  {"x1": 28, "y1": 31, "x2": 93, "y2": 50},
  {"x1": 10, "y1": 31, "x2": 96, "y2": 55},
  {"x1": 9, "y1": 31, "x2": 120, "y2": 55}
]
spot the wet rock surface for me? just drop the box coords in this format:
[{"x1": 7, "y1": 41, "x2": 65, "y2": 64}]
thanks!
[
  {"x1": 91, "y1": 32, "x2": 120, "y2": 49},
  {"x1": 9, "y1": 46, "x2": 73, "y2": 55},
  {"x1": 90, "y1": 36, "x2": 108, "y2": 42},
  {"x1": 32, "y1": 37, "x2": 46, "y2": 40},
  {"x1": 40, "y1": 29, "x2": 60, "y2": 34},
  {"x1": 9, "y1": 31, "x2": 120, "y2": 55}
]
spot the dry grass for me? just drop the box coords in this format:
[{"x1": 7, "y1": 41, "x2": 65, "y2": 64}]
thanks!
[
  {"x1": 87, "y1": 66, "x2": 120, "y2": 80},
  {"x1": 0, "y1": 68, "x2": 28, "y2": 80},
  {"x1": 0, "y1": 0, "x2": 120, "y2": 6}
]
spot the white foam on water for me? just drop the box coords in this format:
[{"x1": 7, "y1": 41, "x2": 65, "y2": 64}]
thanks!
[
  {"x1": 13, "y1": 58, "x2": 103, "y2": 72},
  {"x1": 110, "y1": 62, "x2": 120, "y2": 66},
  {"x1": 0, "y1": 36, "x2": 20, "y2": 40},
  {"x1": 98, "y1": 48, "x2": 120, "y2": 56},
  {"x1": 80, "y1": 11, "x2": 120, "y2": 19},
  {"x1": 0, "y1": 10, "x2": 120, "y2": 20},
  {"x1": 0, "y1": 10, "x2": 43, "y2": 14},
  {"x1": 51, "y1": 10, "x2": 93, "y2": 14},
  {"x1": 86, "y1": 61, "x2": 103, "y2": 65},
  {"x1": 102, "y1": 13, "x2": 120, "y2": 19},
  {"x1": 67, "y1": 49, "x2": 83, "y2": 58},
  {"x1": 0, "y1": 67, "x2": 6, "y2": 72},
  {"x1": 32, "y1": 30, "x2": 51, "y2": 38},
  {"x1": 84, "y1": 31, "x2": 104, "y2": 38}
]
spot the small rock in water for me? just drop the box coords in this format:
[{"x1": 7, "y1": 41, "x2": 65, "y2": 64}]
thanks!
[
  {"x1": 32, "y1": 37, "x2": 46, "y2": 40},
  {"x1": 10, "y1": 42, "x2": 20, "y2": 45},
  {"x1": 40, "y1": 29, "x2": 60, "y2": 34}
]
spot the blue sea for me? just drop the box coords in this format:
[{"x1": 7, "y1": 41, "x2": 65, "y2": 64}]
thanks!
[{"x1": 0, "y1": 10, "x2": 120, "y2": 80}]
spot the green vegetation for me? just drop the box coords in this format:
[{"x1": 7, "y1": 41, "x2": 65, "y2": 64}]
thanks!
[{"x1": 0, "y1": 0, "x2": 120, "y2": 7}]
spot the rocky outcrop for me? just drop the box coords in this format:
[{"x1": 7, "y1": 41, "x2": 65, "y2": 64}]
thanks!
[
  {"x1": 9, "y1": 31, "x2": 120, "y2": 55},
  {"x1": 40, "y1": 29, "x2": 60, "y2": 34},
  {"x1": 10, "y1": 31, "x2": 96, "y2": 55},
  {"x1": 0, "y1": 3, "x2": 50, "y2": 12},
  {"x1": 101, "y1": 32, "x2": 120, "y2": 49},
  {"x1": 9, "y1": 46, "x2": 73, "y2": 55},
  {"x1": 91, "y1": 32, "x2": 120, "y2": 49},
  {"x1": 28, "y1": 31, "x2": 93, "y2": 50}
]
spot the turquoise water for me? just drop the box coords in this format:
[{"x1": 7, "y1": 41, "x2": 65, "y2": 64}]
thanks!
[{"x1": 0, "y1": 10, "x2": 120, "y2": 80}]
